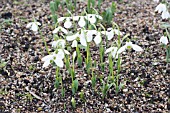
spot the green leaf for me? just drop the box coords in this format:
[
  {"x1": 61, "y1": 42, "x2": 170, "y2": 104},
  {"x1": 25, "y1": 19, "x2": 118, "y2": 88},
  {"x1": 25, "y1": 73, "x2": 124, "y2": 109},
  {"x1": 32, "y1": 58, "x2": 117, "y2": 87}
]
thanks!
[
  {"x1": 0, "y1": 62, "x2": 7, "y2": 68},
  {"x1": 160, "y1": 22, "x2": 170, "y2": 29},
  {"x1": 50, "y1": 1, "x2": 55, "y2": 14}
]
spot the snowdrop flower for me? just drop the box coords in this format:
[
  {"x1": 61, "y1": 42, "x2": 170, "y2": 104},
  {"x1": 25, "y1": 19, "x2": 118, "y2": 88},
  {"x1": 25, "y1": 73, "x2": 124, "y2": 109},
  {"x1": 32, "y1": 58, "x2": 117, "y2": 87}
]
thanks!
[
  {"x1": 66, "y1": 32, "x2": 79, "y2": 41},
  {"x1": 101, "y1": 28, "x2": 114, "y2": 40},
  {"x1": 26, "y1": 21, "x2": 41, "y2": 32},
  {"x1": 52, "y1": 39, "x2": 66, "y2": 48},
  {"x1": 71, "y1": 40, "x2": 78, "y2": 48},
  {"x1": 113, "y1": 29, "x2": 123, "y2": 36},
  {"x1": 42, "y1": 51, "x2": 64, "y2": 68},
  {"x1": 153, "y1": 0, "x2": 159, "y2": 3},
  {"x1": 101, "y1": 28, "x2": 123, "y2": 40},
  {"x1": 155, "y1": 3, "x2": 167, "y2": 13},
  {"x1": 105, "y1": 47, "x2": 118, "y2": 58},
  {"x1": 73, "y1": 51, "x2": 77, "y2": 60},
  {"x1": 58, "y1": 17, "x2": 66, "y2": 23},
  {"x1": 64, "y1": 18, "x2": 72, "y2": 28},
  {"x1": 85, "y1": 14, "x2": 103, "y2": 24},
  {"x1": 118, "y1": 41, "x2": 143, "y2": 54},
  {"x1": 78, "y1": 17, "x2": 86, "y2": 27},
  {"x1": 86, "y1": 30, "x2": 98, "y2": 42},
  {"x1": 53, "y1": 26, "x2": 68, "y2": 34},
  {"x1": 160, "y1": 36, "x2": 169, "y2": 45},
  {"x1": 79, "y1": 29, "x2": 87, "y2": 46},
  {"x1": 93, "y1": 32, "x2": 102, "y2": 45},
  {"x1": 161, "y1": 10, "x2": 170, "y2": 19}
]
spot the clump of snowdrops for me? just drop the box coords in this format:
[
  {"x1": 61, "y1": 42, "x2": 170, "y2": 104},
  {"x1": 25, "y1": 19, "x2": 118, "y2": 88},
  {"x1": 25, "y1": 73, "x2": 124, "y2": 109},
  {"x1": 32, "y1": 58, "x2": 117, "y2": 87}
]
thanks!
[
  {"x1": 26, "y1": 0, "x2": 143, "y2": 108},
  {"x1": 154, "y1": 0, "x2": 170, "y2": 64}
]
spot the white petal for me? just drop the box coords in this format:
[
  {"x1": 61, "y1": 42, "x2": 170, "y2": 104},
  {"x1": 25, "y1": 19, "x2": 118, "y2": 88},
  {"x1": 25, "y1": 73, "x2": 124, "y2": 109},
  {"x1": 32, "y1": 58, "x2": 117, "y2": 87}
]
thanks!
[
  {"x1": 86, "y1": 14, "x2": 96, "y2": 24},
  {"x1": 60, "y1": 27, "x2": 68, "y2": 34},
  {"x1": 73, "y1": 51, "x2": 77, "y2": 60},
  {"x1": 161, "y1": 10, "x2": 170, "y2": 19},
  {"x1": 160, "y1": 36, "x2": 168, "y2": 45},
  {"x1": 111, "y1": 48, "x2": 118, "y2": 58},
  {"x1": 52, "y1": 39, "x2": 65, "y2": 48},
  {"x1": 117, "y1": 45, "x2": 126, "y2": 54},
  {"x1": 42, "y1": 60, "x2": 51, "y2": 67},
  {"x1": 58, "y1": 17, "x2": 66, "y2": 22},
  {"x1": 153, "y1": 0, "x2": 159, "y2": 3},
  {"x1": 155, "y1": 3, "x2": 167, "y2": 13},
  {"x1": 73, "y1": 16, "x2": 80, "y2": 21},
  {"x1": 105, "y1": 47, "x2": 115, "y2": 54},
  {"x1": 95, "y1": 14, "x2": 103, "y2": 20},
  {"x1": 79, "y1": 30, "x2": 87, "y2": 46},
  {"x1": 94, "y1": 32, "x2": 101, "y2": 45},
  {"x1": 54, "y1": 58, "x2": 64, "y2": 68},
  {"x1": 31, "y1": 23, "x2": 38, "y2": 32},
  {"x1": 36, "y1": 22, "x2": 41, "y2": 26},
  {"x1": 42, "y1": 54, "x2": 53, "y2": 62},
  {"x1": 52, "y1": 28, "x2": 59, "y2": 34},
  {"x1": 66, "y1": 32, "x2": 79, "y2": 41},
  {"x1": 114, "y1": 29, "x2": 122, "y2": 36},
  {"x1": 64, "y1": 49, "x2": 70, "y2": 55},
  {"x1": 57, "y1": 49, "x2": 65, "y2": 59},
  {"x1": 26, "y1": 22, "x2": 32, "y2": 28},
  {"x1": 131, "y1": 44, "x2": 143, "y2": 51},
  {"x1": 71, "y1": 40, "x2": 77, "y2": 48},
  {"x1": 64, "y1": 18, "x2": 72, "y2": 28},
  {"x1": 86, "y1": 30, "x2": 97, "y2": 42},
  {"x1": 78, "y1": 17, "x2": 86, "y2": 27}
]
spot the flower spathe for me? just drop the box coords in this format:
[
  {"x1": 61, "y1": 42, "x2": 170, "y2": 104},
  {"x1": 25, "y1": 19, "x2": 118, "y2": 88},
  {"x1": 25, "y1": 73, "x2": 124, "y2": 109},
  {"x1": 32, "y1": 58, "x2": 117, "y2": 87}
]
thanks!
[
  {"x1": 160, "y1": 36, "x2": 168, "y2": 45},
  {"x1": 118, "y1": 41, "x2": 143, "y2": 54},
  {"x1": 26, "y1": 21, "x2": 41, "y2": 32}
]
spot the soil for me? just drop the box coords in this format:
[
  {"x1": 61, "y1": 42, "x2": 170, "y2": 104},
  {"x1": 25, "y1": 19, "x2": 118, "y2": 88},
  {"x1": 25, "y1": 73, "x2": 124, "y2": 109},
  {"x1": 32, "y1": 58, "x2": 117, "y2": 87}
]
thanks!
[{"x1": 0, "y1": 0, "x2": 169, "y2": 112}]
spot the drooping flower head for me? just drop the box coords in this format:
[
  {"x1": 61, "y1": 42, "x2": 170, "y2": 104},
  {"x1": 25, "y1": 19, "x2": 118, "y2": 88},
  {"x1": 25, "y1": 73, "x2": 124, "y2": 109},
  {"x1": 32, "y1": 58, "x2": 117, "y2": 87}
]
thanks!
[
  {"x1": 160, "y1": 36, "x2": 169, "y2": 45},
  {"x1": 118, "y1": 41, "x2": 143, "y2": 54},
  {"x1": 26, "y1": 21, "x2": 41, "y2": 32}
]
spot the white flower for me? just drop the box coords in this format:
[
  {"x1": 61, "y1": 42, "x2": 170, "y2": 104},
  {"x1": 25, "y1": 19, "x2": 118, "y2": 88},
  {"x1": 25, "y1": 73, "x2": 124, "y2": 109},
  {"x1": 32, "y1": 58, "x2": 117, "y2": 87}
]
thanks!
[
  {"x1": 86, "y1": 30, "x2": 97, "y2": 42},
  {"x1": 42, "y1": 52, "x2": 64, "y2": 68},
  {"x1": 101, "y1": 28, "x2": 114, "y2": 40},
  {"x1": 66, "y1": 32, "x2": 79, "y2": 41},
  {"x1": 85, "y1": 14, "x2": 103, "y2": 24},
  {"x1": 26, "y1": 22, "x2": 41, "y2": 32},
  {"x1": 78, "y1": 17, "x2": 86, "y2": 27},
  {"x1": 57, "y1": 17, "x2": 66, "y2": 22},
  {"x1": 73, "y1": 51, "x2": 77, "y2": 60},
  {"x1": 53, "y1": 26, "x2": 68, "y2": 34},
  {"x1": 118, "y1": 41, "x2": 143, "y2": 53},
  {"x1": 52, "y1": 39, "x2": 66, "y2": 48},
  {"x1": 105, "y1": 47, "x2": 118, "y2": 58},
  {"x1": 160, "y1": 36, "x2": 169, "y2": 45},
  {"x1": 155, "y1": 3, "x2": 167, "y2": 13},
  {"x1": 93, "y1": 32, "x2": 102, "y2": 45},
  {"x1": 153, "y1": 0, "x2": 159, "y2": 3},
  {"x1": 79, "y1": 29, "x2": 87, "y2": 46},
  {"x1": 64, "y1": 18, "x2": 72, "y2": 28},
  {"x1": 113, "y1": 29, "x2": 123, "y2": 36},
  {"x1": 71, "y1": 40, "x2": 78, "y2": 48},
  {"x1": 161, "y1": 10, "x2": 170, "y2": 19}
]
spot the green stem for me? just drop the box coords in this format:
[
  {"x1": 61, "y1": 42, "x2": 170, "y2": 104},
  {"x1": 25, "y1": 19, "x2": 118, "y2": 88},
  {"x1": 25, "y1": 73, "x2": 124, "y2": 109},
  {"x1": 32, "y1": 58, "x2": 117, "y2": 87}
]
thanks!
[{"x1": 39, "y1": 29, "x2": 50, "y2": 54}]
